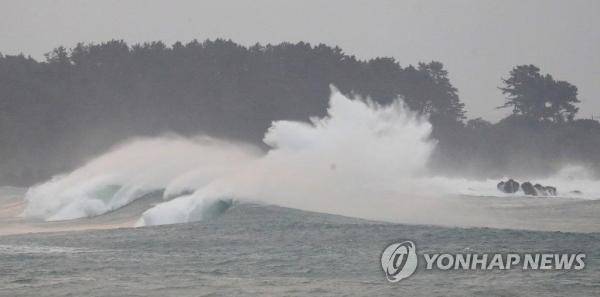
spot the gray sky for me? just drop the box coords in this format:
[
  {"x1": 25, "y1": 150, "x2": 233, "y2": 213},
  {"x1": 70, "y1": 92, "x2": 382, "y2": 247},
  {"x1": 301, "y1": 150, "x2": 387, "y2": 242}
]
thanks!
[{"x1": 1, "y1": 0, "x2": 598, "y2": 121}]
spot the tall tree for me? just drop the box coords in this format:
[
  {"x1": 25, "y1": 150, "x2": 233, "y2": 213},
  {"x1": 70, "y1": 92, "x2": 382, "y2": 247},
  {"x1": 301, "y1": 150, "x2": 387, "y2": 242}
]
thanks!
[{"x1": 499, "y1": 65, "x2": 579, "y2": 122}]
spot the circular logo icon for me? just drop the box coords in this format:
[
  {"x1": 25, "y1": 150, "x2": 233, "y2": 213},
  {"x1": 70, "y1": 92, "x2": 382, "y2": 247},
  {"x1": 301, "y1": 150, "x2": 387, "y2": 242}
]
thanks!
[{"x1": 381, "y1": 240, "x2": 418, "y2": 282}]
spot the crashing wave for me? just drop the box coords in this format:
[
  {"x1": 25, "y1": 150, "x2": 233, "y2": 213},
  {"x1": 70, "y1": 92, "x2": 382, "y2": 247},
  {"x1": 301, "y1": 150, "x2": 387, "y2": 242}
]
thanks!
[
  {"x1": 22, "y1": 137, "x2": 258, "y2": 221},
  {"x1": 22, "y1": 87, "x2": 600, "y2": 226}
]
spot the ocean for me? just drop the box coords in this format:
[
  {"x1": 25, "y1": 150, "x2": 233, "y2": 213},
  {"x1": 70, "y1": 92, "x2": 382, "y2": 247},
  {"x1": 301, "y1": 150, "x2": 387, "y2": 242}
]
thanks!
[
  {"x1": 1, "y1": 91, "x2": 599, "y2": 296},
  {"x1": 0, "y1": 187, "x2": 598, "y2": 296}
]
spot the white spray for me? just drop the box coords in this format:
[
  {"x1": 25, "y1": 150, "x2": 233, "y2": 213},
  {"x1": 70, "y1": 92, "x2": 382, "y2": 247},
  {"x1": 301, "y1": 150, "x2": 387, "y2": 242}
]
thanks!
[
  {"x1": 22, "y1": 88, "x2": 600, "y2": 227},
  {"x1": 22, "y1": 137, "x2": 259, "y2": 221}
]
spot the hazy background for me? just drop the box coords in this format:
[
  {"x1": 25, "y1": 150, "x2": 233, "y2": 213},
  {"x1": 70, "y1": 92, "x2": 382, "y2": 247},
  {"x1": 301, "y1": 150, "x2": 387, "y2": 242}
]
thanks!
[{"x1": 1, "y1": 0, "x2": 598, "y2": 121}]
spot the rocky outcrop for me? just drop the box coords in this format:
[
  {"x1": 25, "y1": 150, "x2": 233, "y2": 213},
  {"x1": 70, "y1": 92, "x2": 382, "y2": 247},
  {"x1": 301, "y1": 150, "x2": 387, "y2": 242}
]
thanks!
[
  {"x1": 498, "y1": 180, "x2": 557, "y2": 196},
  {"x1": 545, "y1": 186, "x2": 557, "y2": 196},
  {"x1": 497, "y1": 179, "x2": 520, "y2": 193},
  {"x1": 534, "y1": 184, "x2": 557, "y2": 196},
  {"x1": 521, "y1": 182, "x2": 537, "y2": 195}
]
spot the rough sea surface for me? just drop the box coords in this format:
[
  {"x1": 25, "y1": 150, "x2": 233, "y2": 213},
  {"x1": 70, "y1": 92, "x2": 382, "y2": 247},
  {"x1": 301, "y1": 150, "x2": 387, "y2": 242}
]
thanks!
[{"x1": 1, "y1": 200, "x2": 598, "y2": 296}]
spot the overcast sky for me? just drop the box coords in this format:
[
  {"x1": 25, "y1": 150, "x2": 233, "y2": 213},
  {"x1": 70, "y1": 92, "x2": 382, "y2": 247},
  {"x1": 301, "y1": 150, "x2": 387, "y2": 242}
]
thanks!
[{"x1": 1, "y1": 0, "x2": 598, "y2": 121}]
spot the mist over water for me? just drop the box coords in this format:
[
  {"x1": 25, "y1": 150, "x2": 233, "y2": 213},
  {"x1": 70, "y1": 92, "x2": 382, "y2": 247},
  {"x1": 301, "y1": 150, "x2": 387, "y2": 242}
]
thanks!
[
  {"x1": 22, "y1": 88, "x2": 600, "y2": 228},
  {"x1": 138, "y1": 88, "x2": 439, "y2": 226},
  {"x1": 23, "y1": 138, "x2": 259, "y2": 221}
]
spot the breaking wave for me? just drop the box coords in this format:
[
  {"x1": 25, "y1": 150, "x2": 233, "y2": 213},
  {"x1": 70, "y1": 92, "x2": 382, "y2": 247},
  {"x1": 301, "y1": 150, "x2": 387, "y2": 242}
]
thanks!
[
  {"x1": 22, "y1": 87, "x2": 600, "y2": 226},
  {"x1": 22, "y1": 138, "x2": 259, "y2": 221}
]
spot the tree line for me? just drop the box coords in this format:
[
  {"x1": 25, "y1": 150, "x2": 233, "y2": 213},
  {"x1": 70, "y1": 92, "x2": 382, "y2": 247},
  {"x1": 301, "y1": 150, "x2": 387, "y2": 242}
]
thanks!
[{"x1": 0, "y1": 39, "x2": 598, "y2": 185}]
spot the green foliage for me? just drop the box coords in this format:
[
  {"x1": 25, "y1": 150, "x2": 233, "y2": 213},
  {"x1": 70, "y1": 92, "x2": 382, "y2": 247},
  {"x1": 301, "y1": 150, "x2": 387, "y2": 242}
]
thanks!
[{"x1": 499, "y1": 65, "x2": 580, "y2": 123}]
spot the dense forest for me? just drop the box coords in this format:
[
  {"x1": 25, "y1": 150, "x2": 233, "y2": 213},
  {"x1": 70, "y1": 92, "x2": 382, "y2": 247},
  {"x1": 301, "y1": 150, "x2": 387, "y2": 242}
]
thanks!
[{"x1": 1, "y1": 39, "x2": 599, "y2": 186}]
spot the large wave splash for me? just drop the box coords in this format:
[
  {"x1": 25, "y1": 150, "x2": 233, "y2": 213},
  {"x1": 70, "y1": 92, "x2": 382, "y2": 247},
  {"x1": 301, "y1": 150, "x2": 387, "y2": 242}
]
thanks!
[
  {"x1": 137, "y1": 88, "x2": 438, "y2": 226},
  {"x1": 22, "y1": 87, "x2": 600, "y2": 226},
  {"x1": 24, "y1": 88, "x2": 441, "y2": 224},
  {"x1": 22, "y1": 138, "x2": 260, "y2": 221}
]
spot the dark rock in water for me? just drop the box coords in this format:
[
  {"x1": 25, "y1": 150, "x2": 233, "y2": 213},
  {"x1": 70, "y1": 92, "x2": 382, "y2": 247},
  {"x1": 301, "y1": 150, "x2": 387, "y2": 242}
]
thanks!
[
  {"x1": 496, "y1": 179, "x2": 557, "y2": 197},
  {"x1": 544, "y1": 186, "x2": 557, "y2": 196},
  {"x1": 497, "y1": 181, "x2": 505, "y2": 190},
  {"x1": 506, "y1": 179, "x2": 520, "y2": 193},
  {"x1": 534, "y1": 184, "x2": 546, "y2": 195},
  {"x1": 516, "y1": 182, "x2": 557, "y2": 196},
  {"x1": 521, "y1": 182, "x2": 537, "y2": 196},
  {"x1": 497, "y1": 179, "x2": 520, "y2": 193},
  {"x1": 534, "y1": 183, "x2": 557, "y2": 196}
]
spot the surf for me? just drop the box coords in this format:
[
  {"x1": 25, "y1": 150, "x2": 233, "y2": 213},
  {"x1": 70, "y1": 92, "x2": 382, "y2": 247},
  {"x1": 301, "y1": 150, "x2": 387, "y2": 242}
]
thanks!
[{"x1": 20, "y1": 87, "x2": 600, "y2": 229}]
